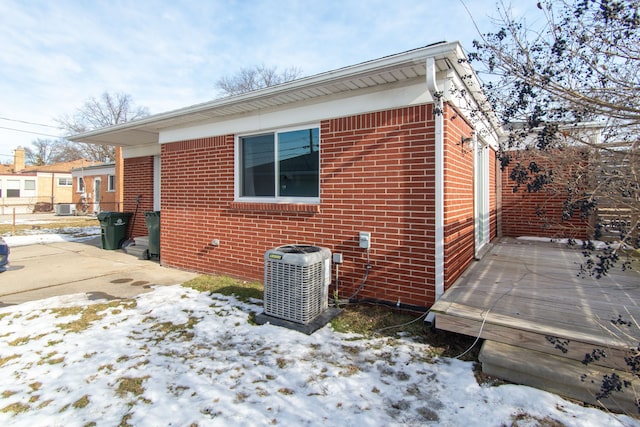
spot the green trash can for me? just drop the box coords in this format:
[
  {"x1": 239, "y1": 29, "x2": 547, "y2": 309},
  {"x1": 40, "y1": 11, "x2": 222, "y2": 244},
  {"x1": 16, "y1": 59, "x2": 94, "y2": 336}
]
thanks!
[
  {"x1": 144, "y1": 211, "x2": 161, "y2": 260},
  {"x1": 97, "y1": 212, "x2": 133, "y2": 250}
]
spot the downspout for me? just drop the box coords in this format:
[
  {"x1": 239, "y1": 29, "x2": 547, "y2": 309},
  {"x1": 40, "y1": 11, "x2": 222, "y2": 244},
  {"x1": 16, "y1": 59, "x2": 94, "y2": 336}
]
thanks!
[{"x1": 426, "y1": 57, "x2": 445, "y2": 323}]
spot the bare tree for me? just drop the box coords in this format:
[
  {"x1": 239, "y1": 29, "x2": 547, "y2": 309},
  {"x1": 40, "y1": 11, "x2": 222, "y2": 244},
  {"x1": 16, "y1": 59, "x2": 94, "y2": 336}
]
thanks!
[
  {"x1": 57, "y1": 92, "x2": 149, "y2": 162},
  {"x1": 215, "y1": 64, "x2": 303, "y2": 96},
  {"x1": 24, "y1": 139, "x2": 57, "y2": 166},
  {"x1": 469, "y1": 0, "x2": 640, "y2": 275},
  {"x1": 23, "y1": 139, "x2": 85, "y2": 165}
]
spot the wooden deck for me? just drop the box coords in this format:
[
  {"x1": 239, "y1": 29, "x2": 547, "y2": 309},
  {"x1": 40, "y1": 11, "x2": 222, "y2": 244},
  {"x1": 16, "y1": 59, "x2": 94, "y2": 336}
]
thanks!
[{"x1": 431, "y1": 237, "x2": 640, "y2": 414}]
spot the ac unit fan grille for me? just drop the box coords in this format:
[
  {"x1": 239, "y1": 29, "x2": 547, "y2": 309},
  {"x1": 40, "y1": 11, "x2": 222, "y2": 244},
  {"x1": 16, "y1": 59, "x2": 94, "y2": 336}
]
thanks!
[{"x1": 263, "y1": 245, "x2": 330, "y2": 325}]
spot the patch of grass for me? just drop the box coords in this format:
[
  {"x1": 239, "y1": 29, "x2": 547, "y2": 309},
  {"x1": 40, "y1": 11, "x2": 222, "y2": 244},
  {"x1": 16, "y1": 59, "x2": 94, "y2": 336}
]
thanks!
[
  {"x1": 331, "y1": 303, "x2": 481, "y2": 361},
  {"x1": 37, "y1": 399, "x2": 53, "y2": 409},
  {"x1": 1, "y1": 401, "x2": 30, "y2": 414},
  {"x1": 0, "y1": 354, "x2": 20, "y2": 367},
  {"x1": 507, "y1": 411, "x2": 566, "y2": 427},
  {"x1": 182, "y1": 275, "x2": 263, "y2": 303},
  {"x1": 0, "y1": 312, "x2": 10, "y2": 321},
  {"x1": 50, "y1": 306, "x2": 84, "y2": 318},
  {"x1": 0, "y1": 218, "x2": 99, "y2": 236},
  {"x1": 339, "y1": 364, "x2": 360, "y2": 377},
  {"x1": 148, "y1": 316, "x2": 199, "y2": 342},
  {"x1": 38, "y1": 351, "x2": 65, "y2": 365},
  {"x1": 331, "y1": 304, "x2": 425, "y2": 338},
  {"x1": 1, "y1": 390, "x2": 17, "y2": 399},
  {"x1": 29, "y1": 382, "x2": 42, "y2": 392},
  {"x1": 72, "y1": 395, "x2": 90, "y2": 409},
  {"x1": 56, "y1": 300, "x2": 136, "y2": 333},
  {"x1": 115, "y1": 376, "x2": 150, "y2": 398},
  {"x1": 8, "y1": 334, "x2": 45, "y2": 346},
  {"x1": 119, "y1": 413, "x2": 133, "y2": 427}
]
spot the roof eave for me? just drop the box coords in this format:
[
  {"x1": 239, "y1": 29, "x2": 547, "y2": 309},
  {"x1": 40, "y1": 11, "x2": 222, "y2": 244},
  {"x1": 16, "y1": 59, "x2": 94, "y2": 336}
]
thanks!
[{"x1": 69, "y1": 41, "x2": 470, "y2": 146}]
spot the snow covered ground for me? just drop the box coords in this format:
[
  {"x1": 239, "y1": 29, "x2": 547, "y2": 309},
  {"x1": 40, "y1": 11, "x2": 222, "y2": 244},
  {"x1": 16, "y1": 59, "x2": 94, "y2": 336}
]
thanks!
[{"x1": 0, "y1": 284, "x2": 637, "y2": 427}]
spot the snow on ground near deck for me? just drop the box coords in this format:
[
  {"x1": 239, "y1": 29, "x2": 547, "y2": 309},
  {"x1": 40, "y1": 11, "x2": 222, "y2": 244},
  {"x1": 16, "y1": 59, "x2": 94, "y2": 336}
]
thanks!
[{"x1": 0, "y1": 285, "x2": 637, "y2": 427}]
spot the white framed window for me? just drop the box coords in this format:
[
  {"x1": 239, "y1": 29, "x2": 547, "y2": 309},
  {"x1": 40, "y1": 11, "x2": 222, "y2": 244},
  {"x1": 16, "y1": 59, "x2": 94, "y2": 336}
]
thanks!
[
  {"x1": 77, "y1": 177, "x2": 85, "y2": 193},
  {"x1": 24, "y1": 180, "x2": 36, "y2": 191},
  {"x1": 7, "y1": 180, "x2": 20, "y2": 198},
  {"x1": 108, "y1": 175, "x2": 115, "y2": 192},
  {"x1": 236, "y1": 125, "x2": 320, "y2": 203},
  {"x1": 58, "y1": 177, "x2": 73, "y2": 187}
]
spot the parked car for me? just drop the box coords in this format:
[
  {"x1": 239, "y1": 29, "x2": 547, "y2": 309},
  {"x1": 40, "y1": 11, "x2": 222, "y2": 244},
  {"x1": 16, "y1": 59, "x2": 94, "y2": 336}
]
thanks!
[{"x1": 0, "y1": 237, "x2": 9, "y2": 272}]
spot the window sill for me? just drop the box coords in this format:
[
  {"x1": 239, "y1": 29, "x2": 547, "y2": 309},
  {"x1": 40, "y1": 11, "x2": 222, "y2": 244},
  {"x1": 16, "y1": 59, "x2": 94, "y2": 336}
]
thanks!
[{"x1": 230, "y1": 201, "x2": 320, "y2": 213}]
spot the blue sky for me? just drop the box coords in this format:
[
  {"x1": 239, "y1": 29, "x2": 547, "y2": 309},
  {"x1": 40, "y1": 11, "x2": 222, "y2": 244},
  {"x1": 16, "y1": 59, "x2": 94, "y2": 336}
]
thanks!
[{"x1": 0, "y1": 0, "x2": 535, "y2": 163}]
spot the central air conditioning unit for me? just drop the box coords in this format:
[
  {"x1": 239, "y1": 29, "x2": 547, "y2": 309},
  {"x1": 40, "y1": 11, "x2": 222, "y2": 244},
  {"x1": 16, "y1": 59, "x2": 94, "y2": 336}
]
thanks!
[
  {"x1": 263, "y1": 245, "x2": 331, "y2": 325},
  {"x1": 55, "y1": 203, "x2": 75, "y2": 216}
]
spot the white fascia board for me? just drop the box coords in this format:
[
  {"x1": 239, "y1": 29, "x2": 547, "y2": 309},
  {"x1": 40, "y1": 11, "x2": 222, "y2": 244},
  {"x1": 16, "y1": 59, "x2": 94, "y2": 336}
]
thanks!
[
  {"x1": 122, "y1": 144, "x2": 160, "y2": 159},
  {"x1": 444, "y1": 69, "x2": 501, "y2": 149},
  {"x1": 71, "y1": 166, "x2": 115, "y2": 177},
  {"x1": 159, "y1": 80, "x2": 433, "y2": 144}
]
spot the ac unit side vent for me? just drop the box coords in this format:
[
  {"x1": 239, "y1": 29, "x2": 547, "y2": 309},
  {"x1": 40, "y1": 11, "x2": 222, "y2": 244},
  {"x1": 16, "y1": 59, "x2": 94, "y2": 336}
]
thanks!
[
  {"x1": 55, "y1": 203, "x2": 74, "y2": 216},
  {"x1": 264, "y1": 245, "x2": 331, "y2": 325}
]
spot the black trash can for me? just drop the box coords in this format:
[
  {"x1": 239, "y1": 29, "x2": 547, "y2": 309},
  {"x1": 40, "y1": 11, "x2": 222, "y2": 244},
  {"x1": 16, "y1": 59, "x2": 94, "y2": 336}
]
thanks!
[
  {"x1": 97, "y1": 212, "x2": 133, "y2": 250},
  {"x1": 144, "y1": 211, "x2": 161, "y2": 260}
]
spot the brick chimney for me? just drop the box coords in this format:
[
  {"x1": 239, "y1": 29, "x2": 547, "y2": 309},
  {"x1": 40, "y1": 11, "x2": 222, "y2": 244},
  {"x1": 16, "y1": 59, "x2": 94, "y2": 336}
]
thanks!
[{"x1": 14, "y1": 147, "x2": 25, "y2": 172}]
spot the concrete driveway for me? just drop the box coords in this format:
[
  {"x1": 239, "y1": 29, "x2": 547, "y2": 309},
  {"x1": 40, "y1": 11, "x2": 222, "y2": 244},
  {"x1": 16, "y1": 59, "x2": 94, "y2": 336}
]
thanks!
[{"x1": 0, "y1": 236, "x2": 198, "y2": 307}]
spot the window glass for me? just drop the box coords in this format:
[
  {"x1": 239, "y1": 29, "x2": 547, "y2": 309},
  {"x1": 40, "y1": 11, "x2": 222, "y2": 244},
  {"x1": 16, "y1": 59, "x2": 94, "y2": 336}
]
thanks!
[
  {"x1": 24, "y1": 180, "x2": 36, "y2": 190},
  {"x1": 108, "y1": 175, "x2": 115, "y2": 191},
  {"x1": 278, "y1": 128, "x2": 319, "y2": 197},
  {"x1": 58, "y1": 177, "x2": 72, "y2": 186},
  {"x1": 241, "y1": 134, "x2": 275, "y2": 197},
  {"x1": 239, "y1": 127, "x2": 320, "y2": 200},
  {"x1": 78, "y1": 177, "x2": 85, "y2": 192}
]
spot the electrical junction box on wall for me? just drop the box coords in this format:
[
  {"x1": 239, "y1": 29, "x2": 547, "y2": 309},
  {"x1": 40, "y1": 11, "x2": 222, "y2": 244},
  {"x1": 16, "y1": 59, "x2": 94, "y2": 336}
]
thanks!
[{"x1": 359, "y1": 231, "x2": 371, "y2": 249}]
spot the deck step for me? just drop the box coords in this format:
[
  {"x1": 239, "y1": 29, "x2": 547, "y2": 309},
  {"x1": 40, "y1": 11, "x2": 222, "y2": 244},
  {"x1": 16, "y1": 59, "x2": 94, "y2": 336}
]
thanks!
[{"x1": 479, "y1": 340, "x2": 639, "y2": 415}]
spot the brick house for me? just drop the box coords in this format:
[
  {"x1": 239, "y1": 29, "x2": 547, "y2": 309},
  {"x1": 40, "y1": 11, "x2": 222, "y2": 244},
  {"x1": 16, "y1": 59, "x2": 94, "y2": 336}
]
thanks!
[
  {"x1": 71, "y1": 42, "x2": 502, "y2": 310},
  {"x1": 71, "y1": 163, "x2": 118, "y2": 214}
]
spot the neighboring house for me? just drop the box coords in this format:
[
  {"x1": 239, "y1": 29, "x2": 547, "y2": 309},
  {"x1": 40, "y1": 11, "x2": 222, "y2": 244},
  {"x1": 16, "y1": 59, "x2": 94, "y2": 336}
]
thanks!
[
  {"x1": 0, "y1": 148, "x2": 94, "y2": 214},
  {"x1": 71, "y1": 163, "x2": 119, "y2": 214},
  {"x1": 71, "y1": 42, "x2": 503, "y2": 310}
]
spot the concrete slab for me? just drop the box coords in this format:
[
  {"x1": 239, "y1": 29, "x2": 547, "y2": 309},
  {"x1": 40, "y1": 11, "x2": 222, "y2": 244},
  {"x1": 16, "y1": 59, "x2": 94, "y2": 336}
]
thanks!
[{"x1": 0, "y1": 237, "x2": 198, "y2": 306}]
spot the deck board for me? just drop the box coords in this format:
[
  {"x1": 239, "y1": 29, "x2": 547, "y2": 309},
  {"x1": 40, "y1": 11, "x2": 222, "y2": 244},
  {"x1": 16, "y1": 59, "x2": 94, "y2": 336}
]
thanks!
[
  {"x1": 432, "y1": 237, "x2": 640, "y2": 412},
  {"x1": 432, "y1": 237, "x2": 640, "y2": 365}
]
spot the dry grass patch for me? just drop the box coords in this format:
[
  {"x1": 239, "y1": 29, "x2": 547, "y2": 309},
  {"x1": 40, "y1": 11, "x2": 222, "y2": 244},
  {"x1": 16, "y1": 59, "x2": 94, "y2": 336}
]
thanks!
[
  {"x1": 1, "y1": 401, "x2": 30, "y2": 414},
  {"x1": 115, "y1": 376, "x2": 150, "y2": 399},
  {"x1": 72, "y1": 394, "x2": 90, "y2": 409},
  {"x1": 331, "y1": 303, "x2": 481, "y2": 361},
  {"x1": 0, "y1": 354, "x2": 20, "y2": 367},
  {"x1": 0, "y1": 217, "x2": 99, "y2": 236},
  {"x1": 8, "y1": 334, "x2": 46, "y2": 346},
  {"x1": 183, "y1": 275, "x2": 263, "y2": 303},
  {"x1": 1, "y1": 390, "x2": 17, "y2": 399},
  {"x1": 56, "y1": 300, "x2": 136, "y2": 333}
]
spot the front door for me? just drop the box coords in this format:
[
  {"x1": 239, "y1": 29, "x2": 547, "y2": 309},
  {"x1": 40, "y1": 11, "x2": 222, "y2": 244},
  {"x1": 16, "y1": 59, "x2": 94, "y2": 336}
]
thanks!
[{"x1": 94, "y1": 178, "x2": 101, "y2": 213}]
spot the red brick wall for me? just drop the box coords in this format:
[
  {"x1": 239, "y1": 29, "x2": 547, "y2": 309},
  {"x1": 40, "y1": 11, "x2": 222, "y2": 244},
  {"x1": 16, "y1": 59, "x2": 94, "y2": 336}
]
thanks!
[
  {"x1": 72, "y1": 173, "x2": 119, "y2": 213},
  {"x1": 442, "y1": 105, "x2": 475, "y2": 289},
  {"x1": 157, "y1": 105, "x2": 438, "y2": 308},
  {"x1": 123, "y1": 156, "x2": 155, "y2": 238},
  {"x1": 501, "y1": 156, "x2": 589, "y2": 239}
]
